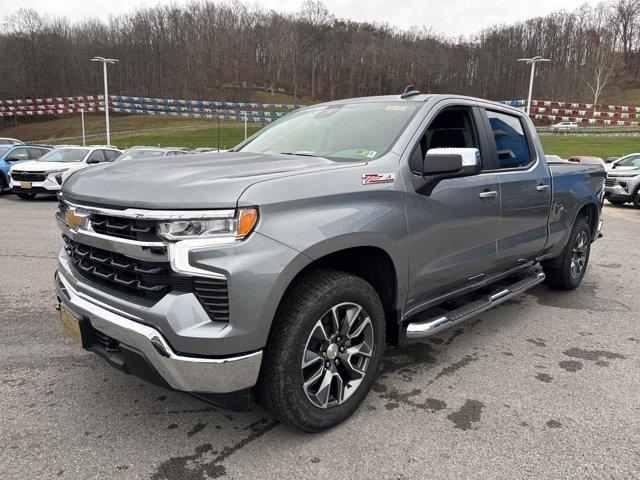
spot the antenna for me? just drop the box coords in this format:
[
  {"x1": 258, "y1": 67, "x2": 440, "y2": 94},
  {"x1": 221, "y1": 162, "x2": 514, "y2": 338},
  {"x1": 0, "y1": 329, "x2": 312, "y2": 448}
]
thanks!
[{"x1": 401, "y1": 85, "x2": 420, "y2": 99}]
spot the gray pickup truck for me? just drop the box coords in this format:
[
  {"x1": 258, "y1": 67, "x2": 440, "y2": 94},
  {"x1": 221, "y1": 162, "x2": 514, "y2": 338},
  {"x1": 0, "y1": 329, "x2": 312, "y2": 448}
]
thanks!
[{"x1": 54, "y1": 89, "x2": 605, "y2": 432}]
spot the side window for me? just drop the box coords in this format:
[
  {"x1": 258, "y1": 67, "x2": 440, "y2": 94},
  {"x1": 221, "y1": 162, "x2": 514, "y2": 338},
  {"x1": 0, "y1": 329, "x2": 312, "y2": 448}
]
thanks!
[
  {"x1": 409, "y1": 107, "x2": 481, "y2": 173},
  {"x1": 486, "y1": 111, "x2": 532, "y2": 169},
  {"x1": 104, "y1": 150, "x2": 118, "y2": 161},
  {"x1": 28, "y1": 148, "x2": 47, "y2": 159},
  {"x1": 7, "y1": 148, "x2": 29, "y2": 161},
  {"x1": 87, "y1": 150, "x2": 107, "y2": 163}
]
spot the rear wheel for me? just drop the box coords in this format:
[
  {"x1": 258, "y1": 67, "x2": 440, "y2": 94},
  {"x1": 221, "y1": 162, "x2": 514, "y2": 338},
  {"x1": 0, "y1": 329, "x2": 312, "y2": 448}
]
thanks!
[
  {"x1": 260, "y1": 269, "x2": 385, "y2": 432},
  {"x1": 16, "y1": 192, "x2": 36, "y2": 200},
  {"x1": 543, "y1": 216, "x2": 591, "y2": 290}
]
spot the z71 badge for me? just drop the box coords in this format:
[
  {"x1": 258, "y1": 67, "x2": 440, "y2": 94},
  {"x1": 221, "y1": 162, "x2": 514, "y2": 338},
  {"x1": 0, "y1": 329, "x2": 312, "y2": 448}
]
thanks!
[{"x1": 362, "y1": 173, "x2": 395, "y2": 185}]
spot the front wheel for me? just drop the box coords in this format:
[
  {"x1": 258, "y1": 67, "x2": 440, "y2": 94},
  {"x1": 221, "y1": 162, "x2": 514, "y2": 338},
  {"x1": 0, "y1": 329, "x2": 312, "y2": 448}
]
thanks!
[
  {"x1": 16, "y1": 192, "x2": 36, "y2": 200},
  {"x1": 633, "y1": 188, "x2": 640, "y2": 209},
  {"x1": 260, "y1": 269, "x2": 385, "y2": 432},
  {"x1": 543, "y1": 216, "x2": 591, "y2": 290}
]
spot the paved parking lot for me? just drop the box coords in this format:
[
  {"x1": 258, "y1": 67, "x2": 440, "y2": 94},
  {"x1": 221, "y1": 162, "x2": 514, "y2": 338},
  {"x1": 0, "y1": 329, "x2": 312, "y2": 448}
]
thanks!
[{"x1": 1, "y1": 194, "x2": 639, "y2": 479}]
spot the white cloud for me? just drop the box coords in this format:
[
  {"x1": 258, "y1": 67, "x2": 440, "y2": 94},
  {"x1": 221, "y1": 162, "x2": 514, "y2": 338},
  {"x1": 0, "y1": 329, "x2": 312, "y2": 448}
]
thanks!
[{"x1": 0, "y1": 0, "x2": 602, "y2": 36}]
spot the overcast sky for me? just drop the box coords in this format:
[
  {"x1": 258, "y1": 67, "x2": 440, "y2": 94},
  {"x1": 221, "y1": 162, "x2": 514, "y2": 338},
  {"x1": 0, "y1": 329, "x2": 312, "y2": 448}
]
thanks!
[{"x1": 2, "y1": 0, "x2": 602, "y2": 37}]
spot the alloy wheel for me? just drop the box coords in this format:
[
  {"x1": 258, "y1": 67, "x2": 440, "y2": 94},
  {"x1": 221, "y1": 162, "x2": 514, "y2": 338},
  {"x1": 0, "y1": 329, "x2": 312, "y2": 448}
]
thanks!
[
  {"x1": 301, "y1": 302, "x2": 374, "y2": 409},
  {"x1": 570, "y1": 230, "x2": 589, "y2": 279}
]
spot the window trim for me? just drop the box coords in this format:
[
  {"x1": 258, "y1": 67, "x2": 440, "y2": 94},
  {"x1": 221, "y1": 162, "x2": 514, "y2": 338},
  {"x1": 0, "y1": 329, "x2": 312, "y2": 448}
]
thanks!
[{"x1": 480, "y1": 107, "x2": 538, "y2": 173}]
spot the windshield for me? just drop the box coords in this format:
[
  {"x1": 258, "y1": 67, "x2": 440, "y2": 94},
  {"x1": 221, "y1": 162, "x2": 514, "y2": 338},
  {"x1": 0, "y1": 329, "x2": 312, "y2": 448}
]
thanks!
[
  {"x1": 237, "y1": 102, "x2": 420, "y2": 161},
  {"x1": 118, "y1": 149, "x2": 165, "y2": 161},
  {"x1": 40, "y1": 148, "x2": 89, "y2": 163},
  {"x1": 616, "y1": 154, "x2": 640, "y2": 168}
]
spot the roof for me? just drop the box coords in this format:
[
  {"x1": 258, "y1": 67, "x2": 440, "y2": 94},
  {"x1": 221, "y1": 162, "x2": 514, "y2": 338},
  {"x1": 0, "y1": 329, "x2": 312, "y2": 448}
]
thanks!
[{"x1": 306, "y1": 92, "x2": 524, "y2": 116}]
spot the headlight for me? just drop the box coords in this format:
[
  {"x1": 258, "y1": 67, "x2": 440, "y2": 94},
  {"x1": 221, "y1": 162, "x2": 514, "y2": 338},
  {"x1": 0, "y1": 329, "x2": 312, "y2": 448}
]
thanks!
[{"x1": 157, "y1": 207, "x2": 258, "y2": 241}]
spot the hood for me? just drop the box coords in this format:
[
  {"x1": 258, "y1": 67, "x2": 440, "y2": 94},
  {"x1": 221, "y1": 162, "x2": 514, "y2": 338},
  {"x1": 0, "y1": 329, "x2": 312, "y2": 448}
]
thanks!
[
  {"x1": 11, "y1": 160, "x2": 84, "y2": 172},
  {"x1": 62, "y1": 152, "x2": 365, "y2": 209}
]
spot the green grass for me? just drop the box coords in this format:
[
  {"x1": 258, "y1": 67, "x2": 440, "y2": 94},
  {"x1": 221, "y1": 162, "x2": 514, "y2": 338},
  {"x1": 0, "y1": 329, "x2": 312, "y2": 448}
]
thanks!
[
  {"x1": 540, "y1": 135, "x2": 640, "y2": 159},
  {"x1": 88, "y1": 124, "x2": 263, "y2": 150}
]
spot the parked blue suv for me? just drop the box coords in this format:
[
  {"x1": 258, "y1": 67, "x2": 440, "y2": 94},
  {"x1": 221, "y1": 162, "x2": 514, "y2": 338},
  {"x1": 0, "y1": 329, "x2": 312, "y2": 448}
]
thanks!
[{"x1": 0, "y1": 144, "x2": 51, "y2": 193}]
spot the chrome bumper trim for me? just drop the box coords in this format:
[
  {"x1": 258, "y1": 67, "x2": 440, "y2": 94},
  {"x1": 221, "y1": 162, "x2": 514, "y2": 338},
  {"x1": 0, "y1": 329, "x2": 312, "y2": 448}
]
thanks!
[
  {"x1": 63, "y1": 199, "x2": 236, "y2": 220},
  {"x1": 55, "y1": 271, "x2": 262, "y2": 394}
]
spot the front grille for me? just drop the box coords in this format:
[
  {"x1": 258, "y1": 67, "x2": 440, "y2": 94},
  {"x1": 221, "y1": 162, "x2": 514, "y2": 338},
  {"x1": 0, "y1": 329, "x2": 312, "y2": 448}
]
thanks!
[
  {"x1": 63, "y1": 236, "x2": 230, "y2": 321},
  {"x1": 63, "y1": 236, "x2": 172, "y2": 301},
  {"x1": 12, "y1": 171, "x2": 48, "y2": 182},
  {"x1": 605, "y1": 178, "x2": 616, "y2": 187},
  {"x1": 90, "y1": 213, "x2": 159, "y2": 241}
]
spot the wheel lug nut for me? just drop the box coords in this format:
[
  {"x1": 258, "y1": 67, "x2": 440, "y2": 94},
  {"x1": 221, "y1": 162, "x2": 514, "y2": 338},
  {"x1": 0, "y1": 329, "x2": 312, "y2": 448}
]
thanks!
[
  {"x1": 336, "y1": 336, "x2": 341, "y2": 342},
  {"x1": 340, "y1": 346, "x2": 346, "y2": 353},
  {"x1": 325, "y1": 361, "x2": 331, "y2": 369},
  {"x1": 335, "y1": 358, "x2": 340, "y2": 365}
]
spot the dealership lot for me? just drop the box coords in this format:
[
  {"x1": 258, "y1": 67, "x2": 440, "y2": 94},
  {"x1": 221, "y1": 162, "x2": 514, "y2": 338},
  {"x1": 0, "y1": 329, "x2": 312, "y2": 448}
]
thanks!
[{"x1": 1, "y1": 195, "x2": 639, "y2": 479}]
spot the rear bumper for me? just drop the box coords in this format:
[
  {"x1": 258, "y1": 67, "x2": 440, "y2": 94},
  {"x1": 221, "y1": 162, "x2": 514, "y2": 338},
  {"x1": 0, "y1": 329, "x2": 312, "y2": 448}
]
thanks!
[{"x1": 54, "y1": 270, "x2": 262, "y2": 394}]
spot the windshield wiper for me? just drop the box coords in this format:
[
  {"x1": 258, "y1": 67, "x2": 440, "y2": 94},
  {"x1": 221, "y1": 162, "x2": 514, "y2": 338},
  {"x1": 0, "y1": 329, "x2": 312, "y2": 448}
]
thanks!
[{"x1": 278, "y1": 152, "x2": 321, "y2": 158}]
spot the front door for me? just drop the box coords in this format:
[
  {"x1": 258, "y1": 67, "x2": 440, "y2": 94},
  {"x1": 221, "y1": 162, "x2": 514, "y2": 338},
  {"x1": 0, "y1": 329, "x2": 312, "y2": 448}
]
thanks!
[{"x1": 404, "y1": 104, "x2": 500, "y2": 316}]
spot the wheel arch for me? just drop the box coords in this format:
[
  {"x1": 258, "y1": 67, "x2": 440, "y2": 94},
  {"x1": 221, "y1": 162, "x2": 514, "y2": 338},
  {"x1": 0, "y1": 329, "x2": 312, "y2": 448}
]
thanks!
[
  {"x1": 266, "y1": 240, "x2": 405, "y2": 347},
  {"x1": 542, "y1": 201, "x2": 599, "y2": 268}
]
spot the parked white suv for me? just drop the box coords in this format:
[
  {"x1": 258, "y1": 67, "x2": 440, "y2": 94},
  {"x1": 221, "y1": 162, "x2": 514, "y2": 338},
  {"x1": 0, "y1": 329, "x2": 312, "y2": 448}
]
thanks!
[
  {"x1": 551, "y1": 121, "x2": 579, "y2": 131},
  {"x1": 9, "y1": 145, "x2": 121, "y2": 199}
]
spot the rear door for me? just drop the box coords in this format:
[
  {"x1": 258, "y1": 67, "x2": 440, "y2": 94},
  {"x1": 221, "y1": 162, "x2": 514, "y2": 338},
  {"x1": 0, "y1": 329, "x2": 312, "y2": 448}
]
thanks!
[
  {"x1": 404, "y1": 100, "x2": 500, "y2": 314},
  {"x1": 479, "y1": 107, "x2": 552, "y2": 273}
]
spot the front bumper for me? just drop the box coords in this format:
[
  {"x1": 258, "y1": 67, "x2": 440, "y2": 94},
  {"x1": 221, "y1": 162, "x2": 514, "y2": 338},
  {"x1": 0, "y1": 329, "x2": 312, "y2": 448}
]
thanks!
[
  {"x1": 10, "y1": 173, "x2": 61, "y2": 193},
  {"x1": 55, "y1": 270, "x2": 262, "y2": 394}
]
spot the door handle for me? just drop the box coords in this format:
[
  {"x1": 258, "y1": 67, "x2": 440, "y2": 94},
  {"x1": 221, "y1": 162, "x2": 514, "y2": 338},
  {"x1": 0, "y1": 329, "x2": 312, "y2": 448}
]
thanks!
[
  {"x1": 479, "y1": 190, "x2": 499, "y2": 199},
  {"x1": 536, "y1": 184, "x2": 550, "y2": 191}
]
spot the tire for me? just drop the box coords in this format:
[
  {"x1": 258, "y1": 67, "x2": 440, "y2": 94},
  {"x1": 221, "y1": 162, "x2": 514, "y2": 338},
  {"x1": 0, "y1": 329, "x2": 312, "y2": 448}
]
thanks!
[
  {"x1": 633, "y1": 188, "x2": 640, "y2": 209},
  {"x1": 543, "y1": 215, "x2": 591, "y2": 290},
  {"x1": 259, "y1": 269, "x2": 385, "y2": 432},
  {"x1": 16, "y1": 192, "x2": 36, "y2": 200},
  {"x1": 606, "y1": 198, "x2": 626, "y2": 205}
]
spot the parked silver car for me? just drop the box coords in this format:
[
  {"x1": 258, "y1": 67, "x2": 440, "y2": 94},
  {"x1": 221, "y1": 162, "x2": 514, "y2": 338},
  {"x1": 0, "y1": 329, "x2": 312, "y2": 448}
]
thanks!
[{"x1": 604, "y1": 153, "x2": 640, "y2": 207}]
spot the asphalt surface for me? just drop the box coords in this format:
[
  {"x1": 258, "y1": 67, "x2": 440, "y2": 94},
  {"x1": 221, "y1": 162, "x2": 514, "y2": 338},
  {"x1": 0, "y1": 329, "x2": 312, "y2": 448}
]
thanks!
[{"x1": 1, "y1": 194, "x2": 639, "y2": 479}]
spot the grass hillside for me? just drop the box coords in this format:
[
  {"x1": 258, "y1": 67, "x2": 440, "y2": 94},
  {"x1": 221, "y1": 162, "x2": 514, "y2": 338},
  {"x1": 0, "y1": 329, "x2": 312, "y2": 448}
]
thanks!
[{"x1": 540, "y1": 135, "x2": 640, "y2": 158}]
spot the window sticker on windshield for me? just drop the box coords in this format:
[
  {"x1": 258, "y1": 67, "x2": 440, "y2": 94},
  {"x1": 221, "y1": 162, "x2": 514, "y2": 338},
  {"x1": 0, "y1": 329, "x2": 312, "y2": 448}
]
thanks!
[
  {"x1": 385, "y1": 105, "x2": 408, "y2": 111},
  {"x1": 356, "y1": 149, "x2": 377, "y2": 158}
]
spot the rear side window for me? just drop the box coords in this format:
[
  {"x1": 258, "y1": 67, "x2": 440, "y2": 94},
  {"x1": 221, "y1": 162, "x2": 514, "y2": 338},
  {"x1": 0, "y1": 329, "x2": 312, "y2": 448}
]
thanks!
[
  {"x1": 104, "y1": 150, "x2": 119, "y2": 161},
  {"x1": 28, "y1": 148, "x2": 47, "y2": 159},
  {"x1": 486, "y1": 111, "x2": 532, "y2": 169},
  {"x1": 87, "y1": 150, "x2": 107, "y2": 163}
]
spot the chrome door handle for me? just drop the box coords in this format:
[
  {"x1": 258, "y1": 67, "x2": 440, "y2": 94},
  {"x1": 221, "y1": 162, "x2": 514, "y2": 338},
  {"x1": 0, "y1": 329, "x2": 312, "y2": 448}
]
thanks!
[
  {"x1": 536, "y1": 184, "x2": 550, "y2": 191},
  {"x1": 479, "y1": 190, "x2": 499, "y2": 199}
]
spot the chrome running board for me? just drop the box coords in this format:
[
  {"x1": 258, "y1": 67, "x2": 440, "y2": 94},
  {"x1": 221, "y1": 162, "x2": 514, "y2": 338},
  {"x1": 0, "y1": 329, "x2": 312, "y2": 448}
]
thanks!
[{"x1": 405, "y1": 270, "x2": 545, "y2": 339}]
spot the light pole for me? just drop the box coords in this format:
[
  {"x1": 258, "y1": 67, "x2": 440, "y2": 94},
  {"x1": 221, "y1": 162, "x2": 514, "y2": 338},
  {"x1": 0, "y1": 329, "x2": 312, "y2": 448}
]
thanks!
[
  {"x1": 80, "y1": 109, "x2": 85, "y2": 146},
  {"x1": 517, "y1": 56, "x2": 550, "y2": 115},
  {"x1": 91, "y1": 56, "x2": 118, "y2": 145}
]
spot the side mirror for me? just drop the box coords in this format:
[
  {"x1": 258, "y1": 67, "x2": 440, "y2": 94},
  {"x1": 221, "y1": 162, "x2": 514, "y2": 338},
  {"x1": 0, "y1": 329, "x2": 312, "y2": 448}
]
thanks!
[
  {"x1": 86, "y1": 158, "x2": 100, "y2": 164},
  {"x1": 419, "y1": 148, "x2": 481, "y2": 194}
]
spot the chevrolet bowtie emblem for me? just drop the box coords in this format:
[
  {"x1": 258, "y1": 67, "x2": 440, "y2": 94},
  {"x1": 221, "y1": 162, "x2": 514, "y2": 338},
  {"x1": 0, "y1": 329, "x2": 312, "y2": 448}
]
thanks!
[{"x1": 64, "y1": 208, "x2": 86, "y2": 229}]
